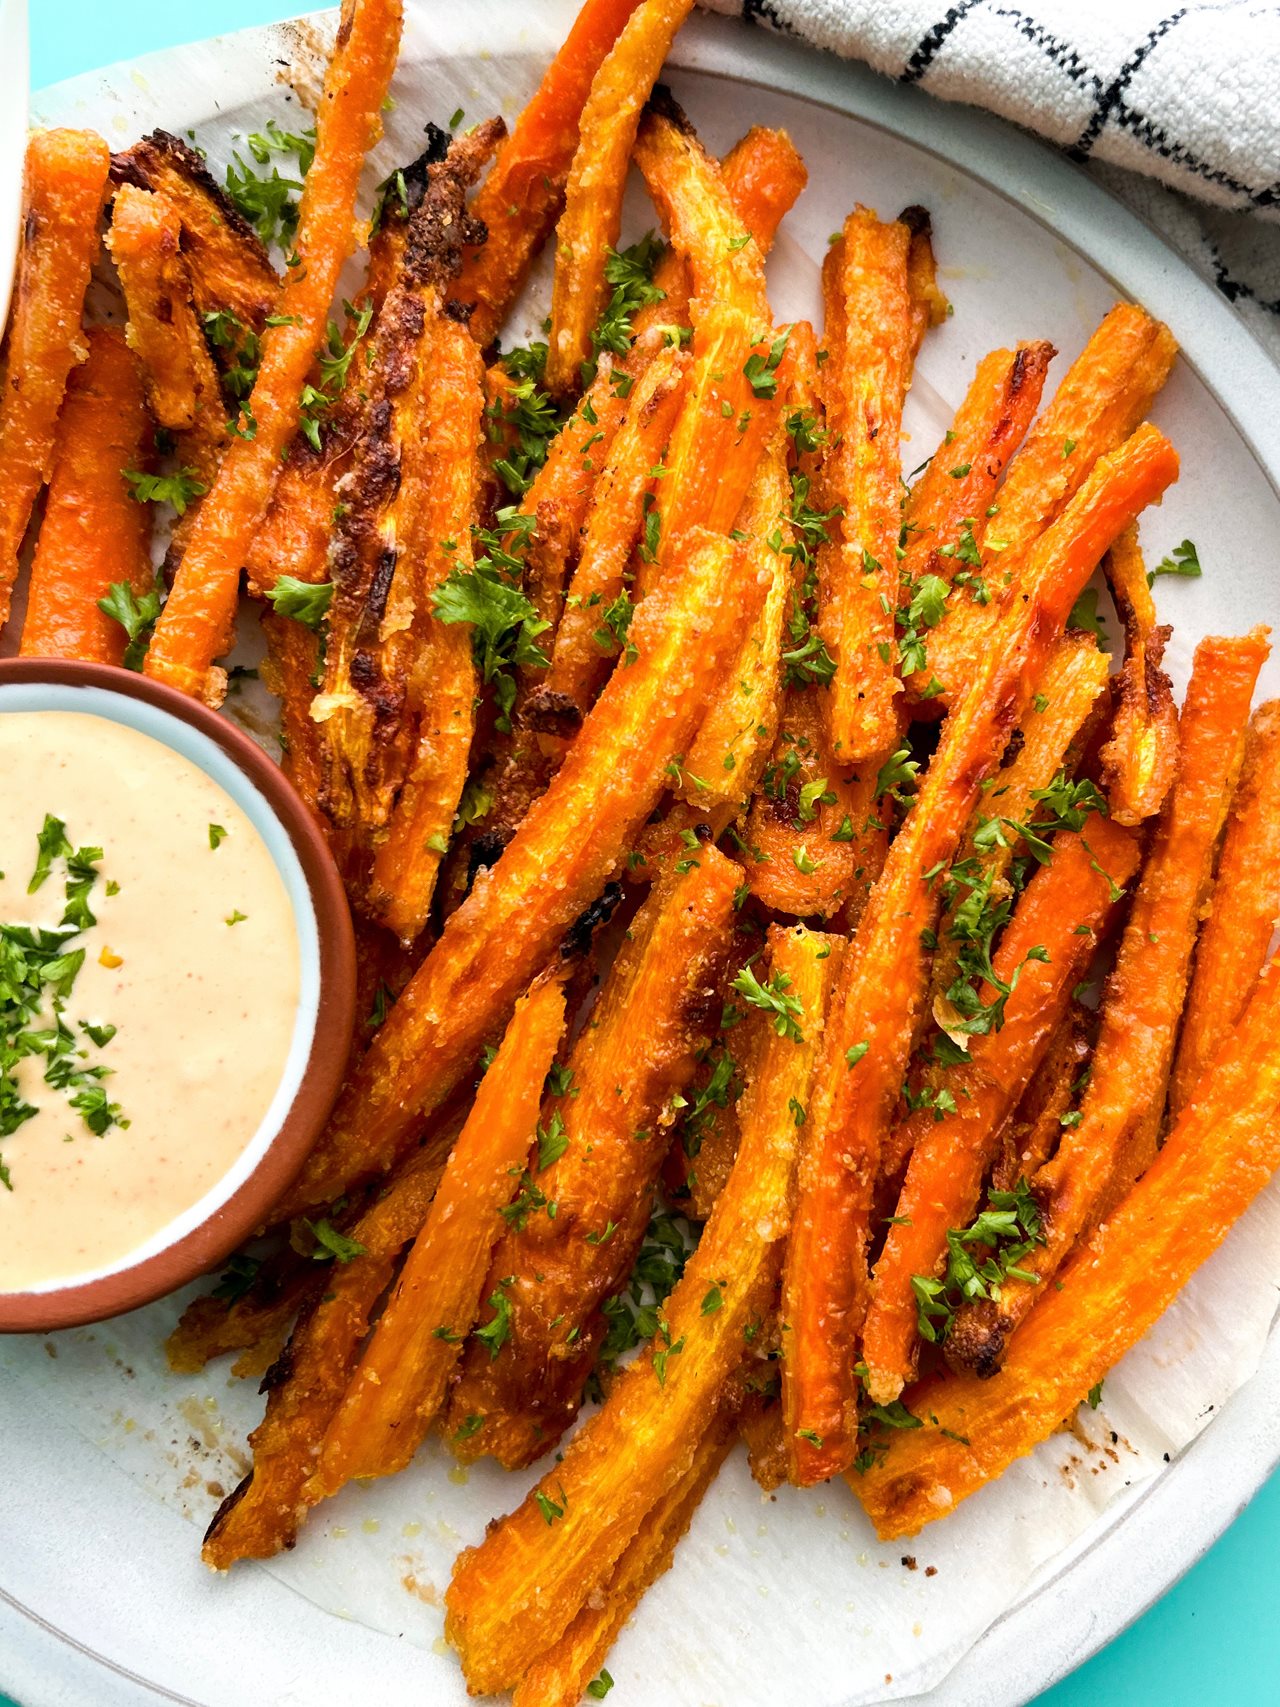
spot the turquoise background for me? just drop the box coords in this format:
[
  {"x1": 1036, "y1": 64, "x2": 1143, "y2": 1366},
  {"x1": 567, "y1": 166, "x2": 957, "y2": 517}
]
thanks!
[{"x1": 15, "y1": 4, "x2": 1279, "y2": 1705}]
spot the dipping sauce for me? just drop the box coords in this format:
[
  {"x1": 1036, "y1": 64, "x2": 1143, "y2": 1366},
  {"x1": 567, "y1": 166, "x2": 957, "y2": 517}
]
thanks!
[{"x1": 0, "y1": 710, "x2": 300, "y2": 1291}]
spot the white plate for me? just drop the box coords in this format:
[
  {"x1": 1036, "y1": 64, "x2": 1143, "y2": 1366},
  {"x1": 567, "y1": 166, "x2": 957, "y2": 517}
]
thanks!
[{"x1": 6, "y1": 7, "x2": 1280, "y2": 1707}]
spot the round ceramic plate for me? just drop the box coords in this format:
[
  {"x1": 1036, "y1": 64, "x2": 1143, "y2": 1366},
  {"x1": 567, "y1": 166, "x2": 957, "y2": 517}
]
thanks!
[{"x1": 5, "y1": 6, "x2": 1280, "y2": 1705}]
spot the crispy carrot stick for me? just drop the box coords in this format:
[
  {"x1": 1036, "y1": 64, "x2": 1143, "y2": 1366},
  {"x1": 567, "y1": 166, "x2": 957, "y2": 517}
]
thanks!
[
  {"x1": 166, "y1": 1244, "x2": 324, "y2": 1378},
  {"x1": 111, "y1": 129, "x2": 279, "y2": 331},
  {"x1": 925, "y1": 305, "x2": 1177, "y2": 698},
  {"x1": 946, "y1": 627, "x2": 1268, "y2": 1379},
  {"x1": 18, "y1": 329, "x2": 155, "y2": 665},
  {"x1": 460, "y1": 0, "x2": 646, "y2": 347},
  {"x1": 744, "y1": 688, "x2": 883, "y2": 921},
  {"x1": 201, "y1": 1123, "x2": 458, "y2": 1567},
  {"x1": 0, "y1": 129, "x2": 111, "y2": 626},
  {"x1": 446, "y1": 852, "x2": 739, "y2": 1468},
  {"x1": 818, "y1": 207, "x2": 916, "y2": 764},
  {"x1": 860, "y1": 817, "x2": 1141, "y2": 1403},
  {"x1": 276, "y1": 526, "x2": 763, "y2": 1219},
  {"x1": 545, "y1": 0, "x2": 695, "y2": 395},
  {"x1": 511, "y1": 1403, "x2": 739, "y2": 1707},
  {"x1": 445, "y1": 925, "x2": 840, "y2": 1695},
  {"x1": 1099, "y1": 525, "x2": 1178, "y2": 824},
  {"x1": 144, "y1": 0, "x2": 405, "y2": 703},
  {"x1": 852, "y1": 952, "x2": 1280, "y2": 1541},
  {"x1": 926, "y1": 633, "x2": 1109, "y2": 1018},
  {"x1": 312, "y1": 971, "x2": 567, "y2": 1491},
  {"x1": 1169, "y1": 700, "x2": 1280, "y2": 1117},
  {"x1": 990, "y1": 1002, "x2": 1089, "y2": 1193},
  {"x1": 541, "y1": 345, "x2": 689, "y2": 722},
  {"x1": 781, "y1": 422, "x2": 1179, "y2": 1483},
  {"x1": 899, "y1": 342, "x2": 1054, "y2": 702}
]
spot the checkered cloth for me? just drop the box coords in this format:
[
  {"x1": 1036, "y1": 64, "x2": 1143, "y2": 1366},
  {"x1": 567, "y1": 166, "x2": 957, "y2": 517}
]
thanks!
[{"x1": 698, "y1": 0, "x2": 1280, "y2": 361}]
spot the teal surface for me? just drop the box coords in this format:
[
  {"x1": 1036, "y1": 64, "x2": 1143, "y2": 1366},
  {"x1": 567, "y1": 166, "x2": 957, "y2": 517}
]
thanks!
[{"x1": 16, "y1": 4, "x2": 1280, "y2": 1706}]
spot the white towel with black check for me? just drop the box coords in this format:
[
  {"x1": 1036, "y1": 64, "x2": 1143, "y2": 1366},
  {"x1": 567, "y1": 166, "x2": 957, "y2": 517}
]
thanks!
[{"x1": 699, "y1": 0, "x2": 1280, "y2": 360}]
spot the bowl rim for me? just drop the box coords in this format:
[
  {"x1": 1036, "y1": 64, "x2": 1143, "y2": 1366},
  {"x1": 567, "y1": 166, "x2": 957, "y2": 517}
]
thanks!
[{"x1": 0, "y1": 656, "x2": 356, "y2": 1334}]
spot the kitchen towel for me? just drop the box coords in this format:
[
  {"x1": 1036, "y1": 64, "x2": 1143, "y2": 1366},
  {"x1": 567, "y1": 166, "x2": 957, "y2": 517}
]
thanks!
[{"x1": 698, "y1": 0, "x2": 1280, "y2": 361}]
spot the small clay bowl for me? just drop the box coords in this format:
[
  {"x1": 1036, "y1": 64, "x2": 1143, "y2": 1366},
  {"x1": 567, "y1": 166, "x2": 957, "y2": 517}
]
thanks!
[{"x1": 0, "y1": 658, "x2": 354, "y2": 1334}]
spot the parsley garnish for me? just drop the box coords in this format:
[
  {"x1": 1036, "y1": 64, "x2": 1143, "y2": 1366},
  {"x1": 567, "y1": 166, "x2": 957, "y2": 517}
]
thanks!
[
  {"x1": 729, "y1": 965, "x2": 804, "y2": 1043},
  {"x1": 304, "y1": 1218, "x2": 366, "y2": 1263},
  {"x1": 122, "y1": 467, "x2": 207, "y2": 517},
  {"x1": 1149, "y1": 539, "x2": 1202, "y2": 582},
  {"x1": 98, "y1": 578, "x2": 164, "y2": 672},
  {"x1": 474, "y1": 1279, "x2": 514, "y2": 1359},
  {"x1": 432, "y1": 510, "x2": 550, "y2": 732},
  {"x1": 912, "y1": 1179, "x2": 1045, "y2": 1342},
  {"x1": 266, "y1": 576, "x2": 333, "y2": 631}
]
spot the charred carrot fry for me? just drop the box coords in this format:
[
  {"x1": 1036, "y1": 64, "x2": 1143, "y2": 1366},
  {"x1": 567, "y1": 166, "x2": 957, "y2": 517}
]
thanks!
[
  {"x1": 860, "y1": 818, "x2": 1141, "y2": 1404},
  {"x1": 201, "y1": 1122, "x2": 459, "y2": 1567},
  {"x1": 19, "y1": 329, "x2": 155, "y2": 665},
  {"x1": 111, "y1": 129, "x2": 279, "y2": 332},
  {"x1": 545, "y1": 0, "x2": 695, "y2": 395},
  {"x1": 1099, "y1": 525, "x2": 1178, "y2": 825},
  {"x1": 925, "y1": 305, "x2": 1177, "y2": 698},
  {"x1": 445, "y1": 925, "x2": 840, "y2": 1694},
  {"x1": 276, "y1": 527, "x2": 764, "y2": 1218},
  {"x1": 460, "y1": 0, "x2": 646, "y2": 347},
  {"x1": 1169, "y1": 701, "x2": 1280, "y2": 1117},
  {"x1": 541, "y1": 345, "x2": 689, "y2": 723},
  {"x1": 511, "y1": 1403, "x2": 739, "y2": 1707},
  {"x1": 0, "y1": 129, "x2": 111, "y2": 626},
  {"x1": 946, "y1": 627, "x2": 1268, "y2": 1379},
  {"x1": 818, "y1": 207, "x2": 917, "y2": 764},
  {"x1": 926, "y1": 633, "x2": 1109, "y2": 1018},
  {"x1": 744, "y1": 687, "x2": 883, "y2": 920},
  {"x1": 312, "y1": 971, "x2": 567, "y2": 1491},
  {"x1": 990, "y1": 1002, "x2": 1090, "y2": 1193},
  {"x1": 446, "y1": 852, "x2": 739, "y2": 1468},
  {"x1": 852, "y1": 952, "x2": 1280, "y2": 1540},
  {"x1": 782, "y1": 423, "x2": 1179, "y2": 1484},
  {"x1": 144, "y1": 0, "x2": 405, "y2": 703},
  {"x1": 904, "y1": 207, "x2": 949, "y2": 341}
]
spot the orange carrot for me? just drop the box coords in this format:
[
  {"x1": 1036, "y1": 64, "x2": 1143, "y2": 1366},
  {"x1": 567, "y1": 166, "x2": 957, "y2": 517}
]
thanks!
[
  {"x1": 990, "y1": 1003, "x2": 1089, "y2": 1193},
  {"x1": 144, "y1": 0, "x2": 404, "y2": 703},
  {"x1": 312, "y1": 971, "x2": 567, "y2": 1490},
  {"x1": 19, "y1": 329, "x2": 155, "y2": 665},
  {"x1": 946, "y1": 627, "x2": 1269, "y2": 1378},
  {"x1": 1169, "y1": 700, "x2": 1280, "y2": 1117},
  {"x1": 852, "y1": 952, "x2": 1280, "y2": 1540},
  {"x1": 781, "y1": 422, "x2": 1179, "y2": 1483},
  {"x1": 1098, "y1": 525, "x2": 1178, "y2": 824},
  {"x1": 445, "y1": 925, "x2": 839, "y2": 1695},
  {"x1": 460, "y1": 0, "x2": 647, "y2": 347},
  {"x1": 859, "y1": 818, "x2": 1141, "y2": 1403},
  {"x1": 0, "y1": 129, "x2": 111, "y2": 626},
  {"x1": 445, "y1": 852, "x2": 739, "y2": 1468},
  {"x1": 275, "y1": 526, "x2": 764, "y2": 1219},
  {"x1": 544, "y1": 0, "x2": 695, "y2": 395}
]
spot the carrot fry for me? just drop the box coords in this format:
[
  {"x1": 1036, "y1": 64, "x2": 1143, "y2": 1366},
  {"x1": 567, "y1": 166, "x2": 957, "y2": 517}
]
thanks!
[
  {"x1": 446, "y1": 852, "x2": 740, "y2": 1467},
  {"x1": 511, "y1": 1404, "x2": 739, "y2": 1707},
  {"x1": 926, "y1": 633, "x2": 1109, "y2": 1017},
  {"x1": 201, "y1": 1124, "x2": 458, "y2": 1567},
  {"x1": 860, "y1": 818, "x2": 1141, "y2": 1403},
  {"x1": 312, "y1": 971, "x2": 568, "y2": 1491},
  {"x1": 818, "y1": 207, "x2": 917, "y2": 764},
  {"x1": 144, "y1": 0, "x2": 405, "y2": 703},
  {"x1": 676, "y1": 1039, "x2": 748, "y2": 1224},
  {"x1": 459, "y1": 0, "x2": 647, "y2": 347},
  {"x1": 946, "y1": 627, "x2": 1269, "y2": 1378},
  {"x1": 990, "y1": 1002, "x2": 1090, "y2": 1193},
  {"x1": 1098, "y1": 525, "x2": 1178, "y2": 824},
  {"x1": 781, "y1": 422, "x2": 1179, "y2": 1483},
  {"x1": 541, "y1": 344, "x2": 689, "y2": 723},
  {"x1": 111, "y1": 129, "x2": 279, "y2": 332},
  {"x1": 166, "y1": 1243, "x2": 323, "y2": 1378},
  {"x1": 0, "y1": 129, "x2": 111, "y2": 625},
  {"x1": 444, "y1": 925, "x2": 840, "y2": 1694},
  {"x1": 1170, "y1": 700, "x2": 1280, "y2": 1116},
  {"x1": 851, "y1": 952, "x2": 1280, "y2": 1540},
  {"x1": 925, "y1": 304, "x2": 1177, "y2": 698},
  {"x1": 744, "y1": 687, "x2": 884, "y2": 921},
  {"x1": 18, "y1": 329, "x2": 155, "y2": 664},
  {"x1": 277, "y1": 526, "x2": 764, "y2": 1219},
  {"x1": 545, "y1": 0, "x2": 695, "y2": 395}
]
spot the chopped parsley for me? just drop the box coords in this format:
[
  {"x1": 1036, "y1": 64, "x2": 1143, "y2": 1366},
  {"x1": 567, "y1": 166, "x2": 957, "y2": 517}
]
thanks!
[
  {"x1": 729, "y1": 965, "x2": 804, "y2": 1043},
  {"x1": 265, "y1": 575, "x2": 333, "y2": 631},
  {"x1": 304, "y1": 1218, "x2": 366, "y2": 1263},
  {"x1": 432, "y1": 510, "x2": 550, "y2": 732},
  {"x1": 122, "y1": 467, "x2": 207, "y2": 517},
  {"x1": 98, "y1": 578, "x2": 165, "y2": 672},
  {"x1": 1149, "y1": 538, "x2": 1202, "y2": 582},
  {"x1": 912, "y1": 1178, "x2": 1045, "y2": 1342}
]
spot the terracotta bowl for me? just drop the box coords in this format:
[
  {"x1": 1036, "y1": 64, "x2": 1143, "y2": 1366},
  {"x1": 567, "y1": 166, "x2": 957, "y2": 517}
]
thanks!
[{"x1": 0, "y1": 658, "x2": 355, "y2": 1334}]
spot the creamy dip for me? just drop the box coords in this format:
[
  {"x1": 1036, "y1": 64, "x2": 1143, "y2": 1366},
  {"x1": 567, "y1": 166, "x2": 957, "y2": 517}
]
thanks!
[{"x1": 0, "y1": 710, "x2": 300, "y2": 1291}]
